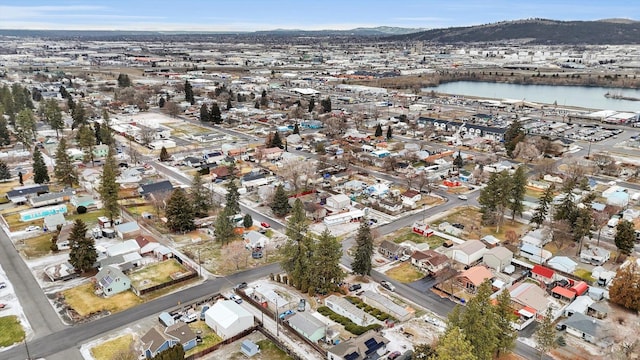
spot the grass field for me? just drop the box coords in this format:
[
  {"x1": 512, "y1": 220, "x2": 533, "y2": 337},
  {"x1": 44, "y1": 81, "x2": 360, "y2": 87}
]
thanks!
[
  {"x1": 22, "y1": 233, "x2": 53, "y2": 258},
  {"x1": 129, "y1": 259, "x2": 189, "y2": 289},
  {"x1": 185, "y1": 321, "x2": 223, "y2": 357},
  {"x1": 126, "y1": 205, "x2": 156, "y2": 216},
  {"x1": 438, "y1": 206, "x2": 530, "y2": 241},
  {"x1": 388, "y1": 229, "x2": 447, "y2": 249},
  {"x1": 67, "y1": 209, "x2": 106, "y2": 225},
  {"x1": 0, "y1": 316, "x2": 25, "y2": 347},
  {"x1": 62, "y1": 283, "x2": 143, "y2": 317},
  {"x1": 385, "y1": 262, "x2": 425, "y2": 283},
  {"x1": 90, "y1": 334, "x2": 134, "y2": 360},
  {"x1": 255, "y1": 339, "x2": 293, "y2": 360},
  {"x1": 574, "y1": 268, "x2": 596, "y2": 283},
  {"x1": 2, "y1": 212, "x2": 42, "y2": 232}
]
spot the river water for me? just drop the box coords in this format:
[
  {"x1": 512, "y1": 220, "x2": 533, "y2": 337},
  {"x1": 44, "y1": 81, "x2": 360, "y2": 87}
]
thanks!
[{"x1": 422, "y1": 81, "x2": 640, "y2": 112}]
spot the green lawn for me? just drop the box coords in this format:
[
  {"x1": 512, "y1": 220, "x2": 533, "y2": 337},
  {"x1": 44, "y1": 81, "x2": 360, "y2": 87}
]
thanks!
[
  {"x1": 129, "y1": 259, "x2": 189, "y2": 289},
  {"x1": 90, "y1": 335, "x2": 133, "y2": 360},
  {"x1": 255, "y1": 339, "x2": 293, "y2": 360},
  {"x1": 0, "y1": 316, "x2": 25, "y2": 347},
  {"x1": 574, "y1": 268, "x2": 596, "y2": 283},
  {"x1": 385, "y1": 262, "x2": 425, "y2": 283},
  {"x1": 389, "y1": 229, "x2": 447, "y2": 249},
  {"x1": 67, "y1": 209, "x2": 106, "y2": 225},
  {"x1": 186, "y1": 321, "x2": 223, "y2": 357}
]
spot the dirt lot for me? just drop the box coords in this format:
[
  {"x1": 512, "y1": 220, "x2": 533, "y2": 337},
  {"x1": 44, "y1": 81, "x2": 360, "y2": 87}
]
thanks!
[{"x1": 434, "y1": 206, "x2": 531, "y2": 242}]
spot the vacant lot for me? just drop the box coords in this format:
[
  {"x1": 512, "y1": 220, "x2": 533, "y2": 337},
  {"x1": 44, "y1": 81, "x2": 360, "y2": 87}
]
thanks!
[
  {"x1": 0, "y1": 315, "x2": 25, "y2": 347},
  {"x1": 436, "y1": 206, "x2": 530, "y2": 242},
  {"x1": 21, "y1": 233, "x2": 53, "y2": 258},
  {"x1": 385, "y1": 262, "x2": 424, "y2": 283},
  {"x1": 129, "y1": 259, "x2": 190, "y2": 289},
  {"x1": 386, "y1": 228, "x2": 447, "y2": 249},
  {"x1": 62, "y1": 283, "x2": 143, "y2": 317},
  {"x1": 90, "y1": 334, "x2": 134, "y2": 360}
]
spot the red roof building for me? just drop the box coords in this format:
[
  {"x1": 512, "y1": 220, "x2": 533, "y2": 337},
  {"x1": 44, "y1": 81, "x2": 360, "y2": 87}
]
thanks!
[
  {"x1": 570, "y1": 281, "x2": 589, "y2": 296},
  {"x1": 531, "y1": 265, "x2": 555, "y2": 284},
  {"x1": 552, "y1": 286, "x2": 576, "y2": 301}
]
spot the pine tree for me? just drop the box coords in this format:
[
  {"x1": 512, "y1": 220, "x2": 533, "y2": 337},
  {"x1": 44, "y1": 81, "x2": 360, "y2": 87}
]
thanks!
[
  {"x1": 243, "y1": 214, "x2": 253, "y2": 229},
  {"x1": 166, "y1": 188, "x2": 195, "y2": 233},
  {"x1": 0, "y1": 160, "x2": 10, "y2": 180},
  {"x1": 458, "y1": 281, "x2": 499, "y2": 360},
  {"x1": 293, "y1": 123, "x2": 300, "y2": 135},
  {"x1": 16, "y1": 108, "x2": 36, "y2": 147},
  {"x1": 494, "y1": 289, "x2": 518, "y2": 357},
  {"x1": 54, "y1": 137, "x2": 77, "y2": 187},
  {"x1": 609, "y1": 261, "x2": 640, "y2": 311},
  {"x1": 386, "y1": 125, "x2": 393, "y2": 139},
  {"x1": 435, "y1": 326, "x2": 477, "y2": 360},
  {"x1": 271, "y1": 131, "x2": 283, "y2": 148},
  {"x1": 210, "y1": 103, "x2": 222, "y2": 124},
  {"x1": 117, "y1": 73, "x2": 131, "y2": 88},
  {"x1": 71, "y1": 102, "x2": 86, "y2": 130},
  {"x1": 99, "y1": 147, "x2": 120, "y2": 223},
  {"x1": 159, "y1": 146, "x2": 171, "y2": 162},
  {"x1": 189, "y1": 172, "x2": 211, "y2": 217},
  {"x1": 184, "y1": 80, "x2": 194, "y2": 104},
  {"x1": 478, "y1": 171, "x2": 512, "y2": 231},
  {"x1": 199, "y1": 104, "x2": 209, "y2": 122},
  {"x1": 453, "y1": 151, "x2": 464, "y2": 170},
  {"x1": 534, "y1": 307, "x2": 557, "y2": 360},
  {"x1": 504, "y1": 118, "x2": 525, "y2": 158},
  {"x1": 18, "y1": 171, "x2": 23, "y2": 185},
  {"x1": 321, "y1": 97, "x2": 332, "y2": 113},
  {"x1": 531, "y1": 184, "x2": 554, "y2": 228},
  {"x1": 0, "y1": 116, "x2": 10, "y2": 146},
  {"x1": 100, "y1": 109, "x2": 113, "y2": 146},
  {"x1": 225, "y1": 180, "x2": 240, "y2": 215},
  {"x1": 352, "y1": 220, "x2": 374, "y2": 276},
  {"x1": 68, "y1": 219, "x2": 97, "y2": 273},
  {"x1": 282, "y1": 199, "x2": 311, "y2": 289},
  {"x1": 77, "y1": 123, "x2": 96, "y2": 165},
  {"x1": 226, "y1": 98, "x2": 232, "y2": 110},
  {"x1": 615, "y1": 219, "x2": 635, "y2": 259},
  {"x1": 44, "y1": 99, "x2": 64, "y2": 138},
  {"x1": 508, "y1": 165, "x2": 527, "y2": 220},
  {"x1": 32, "y1": 147, "x2": 50, "y2": 184},
  {"x1": 374, "y1": 123, "x2": 383, "y2": 137},
  {"x1": 308, "y1": 98, "x2": 315, "y2": 112},
  {"x1": 271, "y1": 184, "x2": 291, "y2": 217},
  {"x1": 214, "y1": 207, "x2": 235, "y2": 245},
  {"x1": 309, "y1": 229, "x2": 344, "y2": 294},
  {"x1": 158, "y1": 97, "x2": 166, "y2": 108}
]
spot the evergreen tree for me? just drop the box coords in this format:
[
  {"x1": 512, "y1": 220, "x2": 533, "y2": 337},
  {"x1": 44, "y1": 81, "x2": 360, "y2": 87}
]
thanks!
[
  {"x1": 308, "y1": 97, "x2": 315, "y2": 112},
  {"x1": 18, "y1": 171, "x2": 23, "y2": 185},
  {"x1": 352, "y1": 220, "x2": 374, "y2": 276},
  {"x1": 93, "y1": 122, "x2": 102, "y2": 145},
  {"x1": 478, "y1": 171, "x2": 511, "y2": 231},
  {"x1": 158, "y1": 97, "x2": 166, "y2": 108},
  {"x1": 534, "y1": 307, "x2": 557, "y2": 360},
  {"x1": 614, "y1": 219, "x2": 635, "y2": 260},
  {"x1": 282, "y1": 199, "x2": 311, "y2": 290},
  {"x1": 117, "y1": 73, "x2": 131, "y2": 88},
  {"x1": 434, "y1": 327, "x2": 477, "y2": 360},
  {"x1": 0, "y1": 116, "x2": 10, "y2": 146},
  {"x1": 225, "y1": 180, "x2": 240, "y2": 215},
  {"x1": 99, "y1": 147, "x2": 120, "y2": 223},
  {"x1": 453, "y1": 151, "x2": 464, "y2": 170},
  {"x1": 321, "y1": 97, "x2": 332, "y2": 113},
  {"x1": 260, "y1": 90, "x2": 268, "y2": 107},
  {"x1": 151, "y1": 344, "x2": 184, "y2": 360},
  {"x1": 494, "y1": 289, "x2": 518, "y2": 357},
  {"x1": 504, "y1": 118, "x2": 525, "y2": 158},
  {"x1": 270, "y1": 131, "x2": 283, "y2": 148},
  {"x1": 0, "y1": 160, "x2": 10, "y2": 180},
  {"x1": 100, "y1": 109, "x2": 114, "y2": 146},
  {"x1": 531, "y1": 184, "x2": 555, "y2": 228},
  {"x1": 68, "y1": 219, "x2": 97, "y2": 273},
  {"x1": 309, "y1": 229, "x2": 344, "y2": 294},
  {"x1": 226, "y1": 98, "x2": 232, "y2": 110},
  {"x1": 199, "y1": 104, "x2": 209, "y2": 122},
  {"x1": 458, "y1": 281, "x2": 499, "y2": 360},
  {"x1": 386, "y1": 125, "x2": 393, "y2": 139},
  {"x1": 16, "y1": 108, "x2": 36, "y2": 147},
  {"x1": 243, "y1": 214, "x2": 253, "y2": 229},
  {"x1": 293, "y1": 123, "x2": 300, "y2": 134},
  {"x1": 71, "y1": 102, "x2": 86, "y2": 130},
  {"x1": 44, "y1": 99, "x2": 64, "y2": 138},
  {"x1": 54, "y1": 137, "x2": 77, "y2": 187},
  {"x1": 214, "y1": 207, "x2": 235, "y2": 245},
  {"x1": 508, "y1": 165, "x2": 527, "y2": 220},
  {"x1": 609, "y1": 261, "x2": 640, "y2": 311},
  {"x1": 189, "y1": 172, "x2": 211, "y2": 217},
  {"x1": 553, "y1": 180, "x2": 578, "y2": 223},
  {"x1": 32, "y1": 147, "x2": 50, "y2": 184},
  {"x1": 374, "y1": 123, "x2": 383, "y2": 137},
  {"x1": 210, "y1": 103, "x2": 222, "y2": 124},
  {"x1": 77, "y1": 123, "x2": 96, "y2": 164},
  {"x1": 412, "y1": 344, "x2": 436, "y2": 360},
  {"x1": 159, "y1": 146, "x2": 171, "y2": 161},
  {"x1": 184, "y1": 80, "x2": 194, "y2": 104},
  {"x1": 271, "y1": 184, "x2": 291, "y2": 217},
  {"x1": 166, "y1": 188, "x2": 196, "y2": 233}
]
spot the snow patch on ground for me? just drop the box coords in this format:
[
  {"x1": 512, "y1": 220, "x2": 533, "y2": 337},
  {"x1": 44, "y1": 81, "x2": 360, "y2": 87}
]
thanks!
[{"x1": 0, "y1": 264, "x2": 34, "y2": 345}]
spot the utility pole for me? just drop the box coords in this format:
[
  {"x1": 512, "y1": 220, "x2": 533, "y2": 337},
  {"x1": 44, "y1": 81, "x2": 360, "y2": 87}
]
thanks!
[{"x1": 24, "y1": 339, "x2": 32, "y2": 360}]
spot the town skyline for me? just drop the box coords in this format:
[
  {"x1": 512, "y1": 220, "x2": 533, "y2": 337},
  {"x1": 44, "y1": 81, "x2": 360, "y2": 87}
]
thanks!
[{"x1": 0, "y1": 0, "x2": 638, "y2": 32}]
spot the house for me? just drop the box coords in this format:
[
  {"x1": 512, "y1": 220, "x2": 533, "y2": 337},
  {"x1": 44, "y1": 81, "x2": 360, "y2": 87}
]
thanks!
[
  {"x1": 456, "y1": 265, "x2": 493, "y2": 293},
  {"x1": 92, "y1": 144, "x2": 109, "y2": 158},
  {"x1": 401, "y1": 190, "x2": 421, "y2": 204},
  {"x1": 95, "y1": 265, "x2": 131, "y2": 297},
  {"x1": 580, "y1": 246, "x2": 610, "y2": 265},
  {"x1": 410, "y1": 249, "x2": 449, "y2": 275},
  {"x1": 43, "y1": 213, "x2": 66, "y2": 232},
  {"x1": 531, "y1": 265, "x2": 556, "y2": 284},
  {"x1": 327, "y1": 330, "x2": 389, "y2": 360},
  {"x1": 115, "y1": 222, "x2": 141, "y2": 239},
  {"x1": 324, "y1": 295, "x2": 377, "y2": 327},
  {"x1": 446, "y1": 240, "x2": 487, "y2": 266},
  {"x1": 521, "y1": 228, "x2": 551, "y2": 247},
  {"x1": 325, "y1": 194, "x2": 350, "y2": 211},
  {"x1": 44, "y1": 261, "x2": 77, "y2": 281},
  {"x1": 210, "y1": 166, "x2": 231, "y2": 180},
  {"x1": 241, "y1": 340, "x2": 260, "y2": 357},
  {"x1": 287, "y1": 312, "x2": 326, "y2": 342},
  {"x1": 140, "y1": 327, "x2": 171, "y2": 358},
  {"x1": 184, "y1": 156, "x2": 203, "y2": 167},
  {"x1": 140, "y1": 322, "x2": 197, "y2": 359},
  {"x1": 106, "y1": 239, "x2": 141, "y2": 257},
  {"x1": 377, "y1": 199, "x2": 403, "y2": 214},
  {"x1": 138, "y1": 180, "x2": 174, "y2": 198},
  {"x1": 378, "y1": 240, "x2": 407, "y2": 260},
  {"x1": 204, "y1": 300, "x2": 254, "y2": 339},
  {"x1": 547, "y1": 256, "x2": 578, "y2": 273},
  {"x1": 483, "y1": 247, "x2": 513, "y2": 272},
  {"x1": 28, "y1": 189, "x2": 73, "y2": 208},
  {"x1": 257, "y1": 147, "x2": 283, "y2": 161},
  {"x1": 519, "y1": 243, "x2": 552, "y2": 264},
  {"x1": 480, "y1": 235, "x2": 500, "y2": 249},
  {"x1": 509, "y1": 282, "x2": 550, "y2": 317},
  {"x1": 244, "y1": 230, "x2": 268, "y2": 250},
  {"x1": 249, "y1": 285, "x2": 294, "y2": 313},
  {"x1": 361, "y1": 291, "x2": 412, "y2": 322},
  {"x1": 563, "y1": 312, "x2": 607, "y2": 344},
  {"x1": 563, "y1": 296, "x2": 594, "y2": 317},
  {"x1": 164, "y1": 322, "x2": 197, "y2": 352},
  {"x1": 6, "y1": 184, "x2": 49, "y2": 204},
  {"x1": 412, "y1": 222, "x2": 434, "y2": 237}
]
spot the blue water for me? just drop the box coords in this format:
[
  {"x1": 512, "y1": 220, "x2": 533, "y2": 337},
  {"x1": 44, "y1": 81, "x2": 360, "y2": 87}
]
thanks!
[{"x1": 422, "y1": 81, "x2": 640, "y2": 112}]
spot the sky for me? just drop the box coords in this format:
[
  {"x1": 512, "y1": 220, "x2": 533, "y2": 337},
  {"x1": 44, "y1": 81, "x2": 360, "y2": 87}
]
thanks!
[{"x1": 0, "y1": 0, "x2": 638, "y2": 32}]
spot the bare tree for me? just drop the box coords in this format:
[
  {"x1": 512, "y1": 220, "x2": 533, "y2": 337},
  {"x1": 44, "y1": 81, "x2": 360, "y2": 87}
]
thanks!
[
  {"x1": 416, "y1": 172, "x2": 433, "y2": 194},
  {"x1": 324, "y1": 117, "x2": 344, "y2": 139},
  {"x1": 163, "y1": 101, "x2": 180, "y2": 117},
  {"x1": 551, "y1": 219, "x2": 572, "y2": 250},
  {"x1": 592, "y1": 153, "x2": 615, "y2": 174},
  {"x1": 513, "y1": 140, "x2": 541, "y2": 162},
  {"x1": 138, "y1": 127, "x2": 156, "y2": 146},
  {"x1": 225, "y1": 240, "x2": 249, "y2": 270}
]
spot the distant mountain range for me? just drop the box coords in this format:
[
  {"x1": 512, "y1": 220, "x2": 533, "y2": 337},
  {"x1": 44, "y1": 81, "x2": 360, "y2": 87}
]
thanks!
[
  {"x1": 387, "y1": 18, "x2": 640, "y2": 44},
  {"x1": 1, "y1": 19, "x2": 639, "y2": 44}
]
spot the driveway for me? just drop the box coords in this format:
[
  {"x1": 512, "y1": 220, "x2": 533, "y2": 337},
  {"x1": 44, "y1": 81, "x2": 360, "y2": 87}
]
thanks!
[{"x1": 407, "y1": 275, "x2": 438, "y2": 293}]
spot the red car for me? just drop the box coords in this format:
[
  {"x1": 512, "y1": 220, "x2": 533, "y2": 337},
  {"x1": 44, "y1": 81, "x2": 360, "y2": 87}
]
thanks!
[
  {"x1": 387, "y1": 351, "x2": 401, "y2": 360},
  {"x1": 0, "y1": 304, "x2": 5, "y2": 309},
  {"x1": 260, "y1": 222, "x2": 271, "y2": 228}
]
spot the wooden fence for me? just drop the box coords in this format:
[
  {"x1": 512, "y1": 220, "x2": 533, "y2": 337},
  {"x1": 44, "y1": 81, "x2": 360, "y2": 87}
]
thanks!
[{"x1": 185, "y1": 325, "x2": 260, "y2": 360}]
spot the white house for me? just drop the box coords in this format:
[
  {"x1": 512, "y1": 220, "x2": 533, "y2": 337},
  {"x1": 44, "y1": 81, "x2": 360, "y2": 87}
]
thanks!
[
  {"x1": 483, "y1": 246, "x2": 513, "y2": 272},
  {"x1": 243, "y1": 230, "x2": 268, "y2": 250},
  {"x1": 325, "y1": 194, "x2": 350, "y2": 211},
  {"x1": 106, "y1": 239, "x2": 141, "y2": 257},
  {"x1": 324, "y1": 295, "x2": 378, "y2": 327},
  {"x1": 204, "y1": 300, "x2": 254, "y2": 339},
  {"x1": 446, "y1": 240, "x2": 487, "y2": 266}
]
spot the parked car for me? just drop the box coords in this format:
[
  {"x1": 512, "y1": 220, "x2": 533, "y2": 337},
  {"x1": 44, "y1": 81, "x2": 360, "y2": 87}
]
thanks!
[
  {"x1": 388, "y1": 351, "x2": 402, "y2": 359},
  {"x1": 252, "y1": 251, "x2": 263, "y2": 259},
  {"x1": 399, "y1": 254, "x2": 411, "y2": 262},
  {"x1": 230, "y1": 295, "x2": 243, "y2": 304},
  {"x1": 297, "y1": 299, "x2": 306, "y2": 312},
  {"x1": 25, "y1": 225, "x2": 41, "y2": 232},
  {"x1": 260, "y1": 222, "x2": 271, "y2": 228},
  {"x1": 457, "y1": 195, "x2": 468, "y2": 201},
  {"x1": 381, "y1": 280, "x2": 395, "y2": 292},
  {"x1": 236, "y1": 282, "x2": 248, "y2": 289},
  {"x1": 349, "y1": 283, "x2": 362, "y2": 292},
  {"x1": 556, "y1": 322, "x2": 566, "y2": 331},
  {"x1": 279, "y1": 309, "x2": 294, "y2": 320},
  {"x1": 0, "y1": 282, "x2": 5, "y2": 289},
  {"x1": 200, "y1": 305, "x2": 209, "y2": 321},
  {"x1": 180, "y1": 312, "x2": 198, "y2": 323},
  {"x1": 452, "y1": 223, "x2": 465, "y2": 230}
]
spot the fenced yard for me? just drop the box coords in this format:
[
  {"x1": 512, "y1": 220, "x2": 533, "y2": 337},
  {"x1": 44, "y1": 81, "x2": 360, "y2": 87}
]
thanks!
[{"x1": 62, "y1": 283, "x2": 143, "y2": 318}]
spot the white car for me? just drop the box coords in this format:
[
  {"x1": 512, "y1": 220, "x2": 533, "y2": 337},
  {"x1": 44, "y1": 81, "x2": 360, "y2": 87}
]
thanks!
[
  {"x1": 25, "y1": 225, "x2": 41, "y2": 232},
  {"x1": 458, "y1": 195, "x2": 468, "y2": 201}
]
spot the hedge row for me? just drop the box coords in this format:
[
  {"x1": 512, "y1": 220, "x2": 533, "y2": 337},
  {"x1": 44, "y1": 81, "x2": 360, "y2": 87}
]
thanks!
[
  {"x1": 317, "y1": 306, "x2": 382, "y2": 335},
  {"x1": 345, "y1": 296, "x2": 395, "y2": 322}
]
